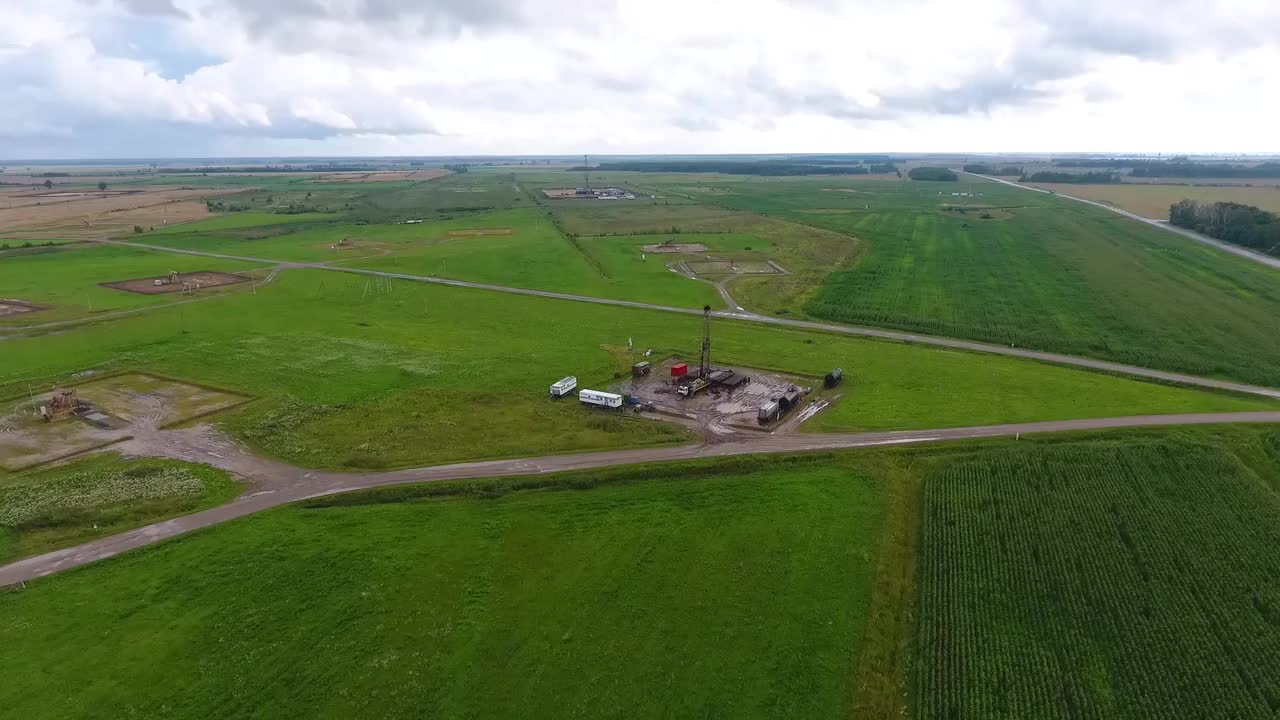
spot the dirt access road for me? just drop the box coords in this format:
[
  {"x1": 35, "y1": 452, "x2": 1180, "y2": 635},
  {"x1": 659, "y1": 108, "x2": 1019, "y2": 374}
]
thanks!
[
  {"x1": 962, "y1": 171, "x2": 1280, "y2": 271},
  {"x1": 91, "y1": 239, "x2": 1280, "y2": 402},
  {"x1": 4, "y1": 410, "x2": 1280, "y2": 587}
]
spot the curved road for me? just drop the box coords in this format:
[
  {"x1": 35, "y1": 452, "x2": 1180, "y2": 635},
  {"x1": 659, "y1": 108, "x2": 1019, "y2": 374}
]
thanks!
[
  {"x1": 91, "y1": 239, "x2": 1280, "y2": 401},
  {"x1": 962, "y1": 171, "x2": 1280, "y2": 270},
  {"x1": 4, "y1": 410, "x2": 1280, "y2": 587}
]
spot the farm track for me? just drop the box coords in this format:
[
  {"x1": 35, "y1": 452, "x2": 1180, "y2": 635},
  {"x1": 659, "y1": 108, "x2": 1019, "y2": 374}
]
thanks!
[
  {"x1": 962, "y1": 171, "x2": 1280, "y2": 270},
  {"x1": 4, "y1": 410, "x2": 1280, "y2": 587},
  {"x1": 88, "y1": 238, "x2": 1280, "y2": 401}
]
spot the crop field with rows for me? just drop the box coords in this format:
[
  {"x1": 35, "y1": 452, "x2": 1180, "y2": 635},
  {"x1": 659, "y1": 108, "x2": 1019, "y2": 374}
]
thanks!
[
  {"x1": 649, "y1": 175, "x2": 1280, "y2": 387},
  {"x1": 914, "y1": 436, "x2": 1280, "y2": 719}
]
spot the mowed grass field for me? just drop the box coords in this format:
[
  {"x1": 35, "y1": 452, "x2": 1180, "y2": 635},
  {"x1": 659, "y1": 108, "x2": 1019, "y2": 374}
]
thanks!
[
  {"x1": 2, "y1": 269, "x2": 1271, "y2": 470},
  {"x1": 914, "y1": 430, "x2": 1280, "y2": 719},
  {"x1": 658, "y1": 174, "x2": 1280, "y2": 387},
  {"x1": 0, "y1": 456, "x2": 888, "y2": 719},
  {"x1": 1026, "y1": 181, "x2": 1280, "y2": 217},
  {"x1": 0, "y1": 243, "x2": 263, "y2": 325}
]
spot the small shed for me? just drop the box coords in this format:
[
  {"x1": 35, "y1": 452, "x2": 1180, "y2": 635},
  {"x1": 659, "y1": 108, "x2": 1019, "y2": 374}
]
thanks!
[
  {"x1": 632, "y1": 361, "x2": 652, "y2": 377},
  {"x1": 670, "y1": 363, "x2": 689, "y2": 378},
  {"x1": 825, "y1": 368, "x2": 844, "y2": 388}
]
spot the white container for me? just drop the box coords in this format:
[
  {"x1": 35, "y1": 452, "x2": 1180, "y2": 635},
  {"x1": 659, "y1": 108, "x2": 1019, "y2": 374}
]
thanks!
[
  {"x1": 579, "y1": 389, "x2": 623, "y2": 408},
  {"x1": 549, "y1": 376, "x2": 578, "y2": 398}
]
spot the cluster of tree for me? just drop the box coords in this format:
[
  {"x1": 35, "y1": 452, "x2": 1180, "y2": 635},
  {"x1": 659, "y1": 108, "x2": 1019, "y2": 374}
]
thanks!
[
  {"x1": 1131, "y1": 161, "x2": 1280, "y2": 178},
  {"x1": 588, "y1": 161, "x2": 890, "y2": 176},
  {"x1": 205, "y1": 200, "x2": 251, "y2": 212},
  {"x1": 962, "y1": 164, "x2": 1024, "y2": 176},
  {"x1": 908, "y1": 166, "x2": 958, "y2": 181},
  {"x1": 782, "y1": 154, "x2": 894, "y2": 165},
  {"x1": 1023, "y1": 171, "x2": 1121, "y2": 184},
  {"x1": 1169, "y1": 199, "x2": 1280, "y2": 256},
  {"x1": 1051, "y1": 158, "x2": 1131, "y2": 168},
  {"x1": 443, "y1": 164, "x2": 470, "y2": 173}
]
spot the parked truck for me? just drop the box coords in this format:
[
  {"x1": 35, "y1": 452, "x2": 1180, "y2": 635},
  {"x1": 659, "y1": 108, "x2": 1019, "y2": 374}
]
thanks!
[
  {"x1": 579, "y1": 389, "x2": 623, "y2": 409},
  {"x1": 677, "y1": 377, "x2": 709, "y2": 398},
  {"x1": 549, "y1": 376, "x2": 578, "y2": 398}
]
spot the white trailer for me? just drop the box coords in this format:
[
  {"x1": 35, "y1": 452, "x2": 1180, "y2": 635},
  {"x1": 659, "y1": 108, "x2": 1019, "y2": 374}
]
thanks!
[
  {"x1": 579, "y1": 389, "x2": 623, "y2": 409},
  {"x1": 549, "y1": 376, "x2": 578, "y2": 398}
]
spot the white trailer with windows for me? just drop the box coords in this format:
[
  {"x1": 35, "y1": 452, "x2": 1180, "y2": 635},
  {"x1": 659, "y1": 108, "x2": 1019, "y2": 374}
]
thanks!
[
  {"x1": 579, "y1": 389, "x2": 623, "y2": 409},
  {"x1": 549, "y1": 376, "x2": 578, "y2": 398}
]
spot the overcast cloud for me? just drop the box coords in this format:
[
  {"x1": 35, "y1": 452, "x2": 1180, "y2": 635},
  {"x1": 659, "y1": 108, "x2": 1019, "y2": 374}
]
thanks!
[{"x1": 1, "y1": 0, "x2": 1278, "y2": 158}]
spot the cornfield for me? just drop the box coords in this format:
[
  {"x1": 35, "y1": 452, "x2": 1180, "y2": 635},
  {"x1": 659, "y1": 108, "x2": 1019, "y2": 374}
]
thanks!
[{"x1": 913, "y1": 439, "x2": 1280, "y2": 719}]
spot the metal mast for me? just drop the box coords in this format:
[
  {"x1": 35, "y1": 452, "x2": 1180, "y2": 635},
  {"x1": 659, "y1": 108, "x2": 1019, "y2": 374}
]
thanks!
[
  {"x1": 699, "y1": 305, "x2": 712, "y2": 377},
  {"x1": 584, "y1": 154, "x2": 590, "y2": 190}
]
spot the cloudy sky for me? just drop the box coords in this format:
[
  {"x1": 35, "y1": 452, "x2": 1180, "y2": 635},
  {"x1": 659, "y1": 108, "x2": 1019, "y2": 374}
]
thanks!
[{"x1": 2, "y1": 0, "x2": 1278, "y2": 158}]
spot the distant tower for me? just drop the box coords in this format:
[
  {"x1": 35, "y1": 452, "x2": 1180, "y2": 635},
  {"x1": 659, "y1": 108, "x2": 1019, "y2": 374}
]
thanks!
[{"x1": 584, "y1": 154, "x2": 590, "y2": 190}]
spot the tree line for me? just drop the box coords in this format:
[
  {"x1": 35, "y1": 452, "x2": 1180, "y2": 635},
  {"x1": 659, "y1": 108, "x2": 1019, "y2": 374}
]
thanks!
[
  {"x1": 587, "y1": 160, "x2": 897, "y2": 176},
  {"x1": 908, "y1": 167, "x2": 958, "y2": 181},
  {"x1": 1169, "y1": 199, "x2": 1280, "y2": 256},
  {"x1": 962, "y1": 164, "x2": 1023, "y2": 176},
  {"x1": 1023, "y1": 171, "x2": 1121, "y2": 184}
]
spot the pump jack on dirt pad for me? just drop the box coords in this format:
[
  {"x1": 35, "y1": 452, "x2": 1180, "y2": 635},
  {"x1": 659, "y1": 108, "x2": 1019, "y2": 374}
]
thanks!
[{"x1": 678, "y1": 305, "x2": 714, "y2": 398}]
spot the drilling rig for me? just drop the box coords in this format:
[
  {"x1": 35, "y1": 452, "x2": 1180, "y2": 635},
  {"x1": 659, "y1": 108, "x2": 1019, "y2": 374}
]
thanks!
[{"x1": 678, "y1": 305, "x2": 714, "y2": 398}]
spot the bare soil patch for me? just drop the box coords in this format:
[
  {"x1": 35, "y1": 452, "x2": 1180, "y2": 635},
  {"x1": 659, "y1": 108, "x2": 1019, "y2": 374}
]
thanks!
[
  {"x1": 101, "y1": 271, "x2": 250, "y2": 295},
  {"x1": 446, "y1": 227, "x2": 514, "y2": 237},
  {"x1": 642, "y1": 242, "x2": 708, "y2": 253},
  {"x1": 0, "y1": 300, "x2": 47, "y2": 317},
  {"x1": 687, "y1": 260, "x2": 783, "y2": 276},
  {"x1": 0, "y1": 373, "x2": 249, "y2": 471},
  {"x1": 620, "y1": 359, "x2": 827, "y2": 438},
  {"x1": 0, "y1": 186, "x2": 238, "y2": 240}
]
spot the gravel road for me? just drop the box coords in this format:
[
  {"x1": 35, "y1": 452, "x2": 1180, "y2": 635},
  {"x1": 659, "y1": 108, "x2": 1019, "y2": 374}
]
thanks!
[{"x1": 4, "y1": 410, "x2": 1280, "y2": 587}]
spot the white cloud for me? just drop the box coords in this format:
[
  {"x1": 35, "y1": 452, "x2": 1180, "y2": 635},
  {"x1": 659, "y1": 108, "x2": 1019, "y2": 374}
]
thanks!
[{"x1": 1, "y1": 0, "x2": 1278, "y2": 157}]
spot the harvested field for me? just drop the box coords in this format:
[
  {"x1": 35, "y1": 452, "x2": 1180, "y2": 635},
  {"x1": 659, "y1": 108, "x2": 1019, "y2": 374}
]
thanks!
[
  {"x1": 309, "y1": 169, "x2": 450, "y2": 183},
  {"x1": 641, "y1": 242, "x2": 708, "y2": 253},
  {"x1": 1026, "y1": 181, "x2": 1280, "y2": 217},
  {"x1": 0, "y1": 186, "x2": 240, "y2": 240},
  {"x1": 0, "y1": 300, "x2": 47, "y2": 317},
  {"x1": 446, "y1": 227, "x2": 513, "y2": 237},
  {"x1": 101, "y1": 271, "x2": 250, "y2": 295},
  {"x1": 0, "y1": 373, "x2": 249, "y2": 471}
]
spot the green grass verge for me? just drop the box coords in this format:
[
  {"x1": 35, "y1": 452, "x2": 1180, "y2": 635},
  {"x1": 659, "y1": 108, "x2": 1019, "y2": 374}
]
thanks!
[{"x1": 0, "y1": 455, "x2": 887, "y2": 719}]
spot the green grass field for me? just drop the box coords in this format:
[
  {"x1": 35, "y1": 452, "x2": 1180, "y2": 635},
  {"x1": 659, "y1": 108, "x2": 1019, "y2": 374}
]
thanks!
[
  {"x1": 643, "y1": 174, "x2": 1280, "y2": 387},
  {"x1": 2, "y1": 269, "x2": 1270, "y2": 470},
  {"x1": 914, "y1": 431, "x2": 1280, "y2": 719},
  {"x1": 0, "y1": 456, "x2": 887, "y2": 719},
  {"x1": 0, "y1": 454, "x2": 238, "y2": 563},
  {"x1": 0, "y1": 243, "x2": 263, "y2": 325}
]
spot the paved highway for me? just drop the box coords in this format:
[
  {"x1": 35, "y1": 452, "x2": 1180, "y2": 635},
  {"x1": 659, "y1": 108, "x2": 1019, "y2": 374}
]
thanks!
[
  {"x1": 94, "y1": 239, "x2": 1280, "y2": 401},
  {"x1": 4, "y1": 410, "x2": 1280, "y2": 587},
  {"x1": 962, "y1": 171, "x2": 1280, "y2": 270}
]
